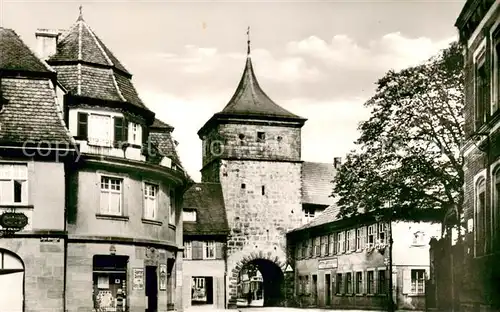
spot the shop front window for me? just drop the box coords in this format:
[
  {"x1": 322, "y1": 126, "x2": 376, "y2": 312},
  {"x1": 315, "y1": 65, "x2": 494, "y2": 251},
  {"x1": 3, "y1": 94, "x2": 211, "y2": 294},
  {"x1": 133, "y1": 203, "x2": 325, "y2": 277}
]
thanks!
[{"x1": 93, "y1": 255, "x2": 128, "y2": 312}]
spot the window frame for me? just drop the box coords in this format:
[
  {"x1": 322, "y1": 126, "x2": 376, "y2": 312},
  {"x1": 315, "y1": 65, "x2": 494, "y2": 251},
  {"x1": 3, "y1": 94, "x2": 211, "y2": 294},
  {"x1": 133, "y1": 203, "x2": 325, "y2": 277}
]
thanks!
[
  {"x1": 367, "y1": 224, "x2": 377, "y2": 247},
  {"x1": 203, "y1": 241, "x2": 216, "y2": 260},
  {"x1": 169, "y1": 189, "x2": 176, "y2": 225},
  {"x1": 128, "y1": 122, "x2": 142, "y2": 146},
  {"x1": 410, "y1": 269, "x2": 426, "y2": 295},
  {"x1": 345, "y1": 272, "x2": 353, "y2": 294},
  {"x1": 337, "y1": 231, "x2": 345, "y2": 254},
  {"x1": 493, "y1": 165, "x2": 500, "y2": 247},
  {"x1": 335, "y1": 273, "x2": 343, "y2": 295},
  {"x1": 356, "y1": 226, "x2": 366, "y2": 251},
  {"x1": 183, "y1": 241, "x2": 192, "y2": 259},
  {"x1": 367, "y1": 270, "x2": 375, "y2": 295},
  {"x1": 490, "y1": 22, "x2": 500, "y2": 116},
  {"x1": 377, "y1": 269, "x2": 387, "y2": 295},
  {"x1": 355, "y1": 271, "x2": 363, "y2": 294},
  {"x1": 473, "y1": 40, "x2": 488, "y2": 130},
  {"x1": 0, "y1": 163, "x2": 28, "y2": 205},
  {"x1": 143, "y1": 181, "x2": 159, "y2": 220},
  {"x1": 474, "y1": 171, "x2": 488, "y2": 256},
  {"x1": 87, "y1": 113, "x2": 114, "y2": 147},
  {"x1": 346, "y1": 229, "x2": 355, "y2": 252},
  {"x1": 99, "y1": 174, "x2": 124, "y2": 216}
]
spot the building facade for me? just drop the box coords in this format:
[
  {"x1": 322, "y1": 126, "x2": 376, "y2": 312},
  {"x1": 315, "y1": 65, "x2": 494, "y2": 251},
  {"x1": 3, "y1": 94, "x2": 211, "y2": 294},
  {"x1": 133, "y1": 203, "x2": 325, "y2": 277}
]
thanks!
[
  {"x1": 1, "y1": 9, "x2": 191, "y2": 312},
  {"x1": 181, "y1": 182, "x2": 228, "y2": 310},
  {"x1": 287, "y1": 206, "x2": 442, "y2": 311},
  {"x1": 194, "y1": 39, "x2": 337, "y2": 308},
  {"x1": 0, "y1": 27, "x2": 77, "y2": 312},
  {"x1": 438, "y1": 0, "x2": 500, "y2": 311}
]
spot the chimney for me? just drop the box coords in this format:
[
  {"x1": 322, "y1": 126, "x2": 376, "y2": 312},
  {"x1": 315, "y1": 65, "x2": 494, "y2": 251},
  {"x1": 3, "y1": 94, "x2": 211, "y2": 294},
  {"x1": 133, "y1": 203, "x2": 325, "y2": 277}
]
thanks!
[
  {"x1": 35, "y1": 29, "x2": 61, "y2": 60},
  {"x1": 333, "y1": 157, "x2": 342, "y2": 169}
]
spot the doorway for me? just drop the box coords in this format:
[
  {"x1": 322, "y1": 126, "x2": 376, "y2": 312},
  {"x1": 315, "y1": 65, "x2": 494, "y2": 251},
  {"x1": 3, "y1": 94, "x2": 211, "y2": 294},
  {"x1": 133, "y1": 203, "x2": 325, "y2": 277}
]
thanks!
[
  {"x1": 192, "y1": 277, "x2": 214, "y2": 305},
  {"x1": 312, "y1": 274, "x2": 318, "y2": 306},
  {"x1": 146, "y1": 266, "x2": 158, "y2": 312},
  {"x1": 0, "y1": 249, "x2": 24, "y2": 312},
  {"x1": 325, "y1": 274, "x2": 331, "y2": 306}
]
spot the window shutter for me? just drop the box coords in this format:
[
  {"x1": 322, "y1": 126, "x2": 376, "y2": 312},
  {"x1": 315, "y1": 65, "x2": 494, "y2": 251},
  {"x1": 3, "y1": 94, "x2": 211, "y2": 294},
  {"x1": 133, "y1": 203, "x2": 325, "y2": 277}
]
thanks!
[
  {"x1": 192, "y1": 241, "x2": 203, "y2": 260},
  {"x1": 77, "y1": 112, "x2": 88, "y2": 139},
  {"x1": 123, "y1": 119, "x2": 129, "y2": 142},
  {"x1": 142, "y1": 125, "x2": 149, "y2": 146},
  {"x1": 215, "y1": 242, "x2": 224, "y2": 259},
  {"x1": 114, "y1": 117, "x2": 124, "y2": 144},
  {"x1": 402, "y1": 268, "x2": 411, "y2": 294}
]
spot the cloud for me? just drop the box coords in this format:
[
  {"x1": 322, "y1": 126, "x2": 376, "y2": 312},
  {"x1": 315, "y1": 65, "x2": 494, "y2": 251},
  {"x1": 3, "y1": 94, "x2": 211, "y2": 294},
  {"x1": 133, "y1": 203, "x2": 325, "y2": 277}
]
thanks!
[
  {"x1": 140, "y1": 87, "x2": 371, "y2": 181},
  {"x1": 153, "y1": 45, "x2": 325, "y2": 83},
  {"x1": 286, "y1": 32, "x2": 457, "y2": 72},
  {"x1": 132, "y1": 32, "x2": 456, "y2": 181}
]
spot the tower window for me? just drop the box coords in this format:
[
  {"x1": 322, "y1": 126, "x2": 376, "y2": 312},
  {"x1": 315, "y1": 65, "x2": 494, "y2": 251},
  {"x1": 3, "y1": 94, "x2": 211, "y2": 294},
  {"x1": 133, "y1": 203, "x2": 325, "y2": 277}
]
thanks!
[
  {"x1": 239, "y1": 133, "x2": 245, "y2": 140},
  {"x1": 261, "y1": 185, "x2": 265, "y2": 195},
  {"x1": 257, "y1": 132, "x2": 266, "y2": 142},
  {"x1": 277, "y1": 136, "x2": 283, "y2": 142},
  {"x1": 241, "y1": 183, "x2": 246, "y2": 189}
]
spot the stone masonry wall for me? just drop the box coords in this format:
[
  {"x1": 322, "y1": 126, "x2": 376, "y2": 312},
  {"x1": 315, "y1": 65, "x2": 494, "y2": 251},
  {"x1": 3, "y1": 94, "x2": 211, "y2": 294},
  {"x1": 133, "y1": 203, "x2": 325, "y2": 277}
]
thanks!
[
  {"x1": 201, "y1": 123, "x2": 301, "y2": 168},
  {"x1": 219, "y1": 159, "x2": 303, "y2": 305},
  {"x1": 0, "y1": 237, "x2": 65, "y2": 312}
]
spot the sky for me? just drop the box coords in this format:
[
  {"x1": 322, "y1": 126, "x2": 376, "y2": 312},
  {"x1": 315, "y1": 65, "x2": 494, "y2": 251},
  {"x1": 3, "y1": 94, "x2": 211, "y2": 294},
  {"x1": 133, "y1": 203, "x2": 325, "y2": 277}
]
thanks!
[{"x1": 0, "y1": 0, "x2": 466, "y2": 182}]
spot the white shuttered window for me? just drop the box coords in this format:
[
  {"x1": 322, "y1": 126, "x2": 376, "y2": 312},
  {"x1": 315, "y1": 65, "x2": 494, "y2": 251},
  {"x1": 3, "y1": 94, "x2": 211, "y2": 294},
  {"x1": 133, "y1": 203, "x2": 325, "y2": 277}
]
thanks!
[{"x1": 100, "y1": 176, "x2": 122, "y2": 215}]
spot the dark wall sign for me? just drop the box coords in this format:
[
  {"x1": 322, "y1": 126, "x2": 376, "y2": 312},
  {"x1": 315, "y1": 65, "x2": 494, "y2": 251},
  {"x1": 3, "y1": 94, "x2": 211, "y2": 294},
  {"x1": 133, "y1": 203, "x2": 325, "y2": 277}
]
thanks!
[{"x1": 0, "y1": 212, "x2": 28, "y2": 230}]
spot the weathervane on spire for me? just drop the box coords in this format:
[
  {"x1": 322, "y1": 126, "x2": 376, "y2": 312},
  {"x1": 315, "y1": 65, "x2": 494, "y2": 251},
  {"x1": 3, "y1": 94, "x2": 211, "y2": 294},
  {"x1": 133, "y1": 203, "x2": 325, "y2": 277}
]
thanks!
[
  {"x1": 247, "y1": 26, "x2": 251, "y2": 55},
  {"x1": 77, "y1": 5, "x2": 84, "y2": 21}
]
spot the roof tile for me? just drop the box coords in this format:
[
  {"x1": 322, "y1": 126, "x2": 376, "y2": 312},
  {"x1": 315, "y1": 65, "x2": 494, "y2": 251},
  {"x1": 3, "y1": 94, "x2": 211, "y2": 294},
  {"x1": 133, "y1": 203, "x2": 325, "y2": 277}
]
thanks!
[
  {"x1": 302, "y1": 161, "x2": 337, "y2": 206},
  {"x1": 183, "y1": 183, "x2": 229, "y2": 235},
  {"x1": 0, "y1": 28, "x2": 52, "y2": 73},
  {"x1": 221, "y1": 57, "x2": 303, "y2": 120},
  {"x1": 0, "y1": 77, "x2": 75, "y2": 145}
]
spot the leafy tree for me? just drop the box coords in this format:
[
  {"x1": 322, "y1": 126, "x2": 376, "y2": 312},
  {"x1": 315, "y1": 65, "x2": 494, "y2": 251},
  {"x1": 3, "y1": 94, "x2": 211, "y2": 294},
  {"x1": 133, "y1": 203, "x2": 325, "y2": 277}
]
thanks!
[{"x1": 332, "y1": 42, "x2": 464, "y2": 231}]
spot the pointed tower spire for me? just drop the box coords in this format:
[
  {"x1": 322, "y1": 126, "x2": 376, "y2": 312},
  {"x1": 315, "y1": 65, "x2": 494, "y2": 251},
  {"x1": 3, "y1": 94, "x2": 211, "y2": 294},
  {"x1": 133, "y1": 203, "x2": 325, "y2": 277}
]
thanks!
[
  {"x1": 77, "y1": 5, "x2": 84, "y2": 21},
  {"x1": 246, "y1": 26, "x2": 251, "y2": 56}
]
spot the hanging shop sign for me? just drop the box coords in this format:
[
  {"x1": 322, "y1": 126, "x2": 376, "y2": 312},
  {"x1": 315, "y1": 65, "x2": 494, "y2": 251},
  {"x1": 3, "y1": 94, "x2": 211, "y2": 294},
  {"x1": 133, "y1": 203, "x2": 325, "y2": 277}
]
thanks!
[
  {"x1": 0, "y1": 212, "x2": 28, "y2": 231},
  {"x1": 159, "y1": 264, "x2": 167, "y2": 291},
  {"x1": 132, "y1": 268, "x2": 144, "y2": 290}
]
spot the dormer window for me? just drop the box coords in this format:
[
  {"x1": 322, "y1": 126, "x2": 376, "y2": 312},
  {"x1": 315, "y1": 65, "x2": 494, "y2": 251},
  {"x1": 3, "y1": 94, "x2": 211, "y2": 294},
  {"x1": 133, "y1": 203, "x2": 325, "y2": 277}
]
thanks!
[
  {"x1": 76, "y1": 111, "x2": 131, "y2": 147},
  {"x1": 88, "y1": 114, "x2": 112, "y2": 147},
  {"x1": 128, "y1": 122, "x2": 142, "y2": 146},
  {"x1": 183, "y1": 209, "x2": 197, "y2": 222}
]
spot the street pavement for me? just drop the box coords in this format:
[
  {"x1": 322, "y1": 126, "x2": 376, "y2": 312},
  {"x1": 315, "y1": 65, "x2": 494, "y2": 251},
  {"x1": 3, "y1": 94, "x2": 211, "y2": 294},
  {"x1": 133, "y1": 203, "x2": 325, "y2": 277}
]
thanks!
[{"x1": 237, "y1": 308, "x2": 386, "y2": 312}]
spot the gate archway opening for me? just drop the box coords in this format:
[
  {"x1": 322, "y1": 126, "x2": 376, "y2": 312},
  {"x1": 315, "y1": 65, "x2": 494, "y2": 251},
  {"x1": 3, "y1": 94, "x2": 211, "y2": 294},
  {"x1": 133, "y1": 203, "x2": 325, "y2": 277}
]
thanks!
[
  {"x1": 236, "y1": 258, "x2": 284, "y2": 307},
  {"x1": 0, "y1": 249, "x2": 25, "y2": 312}
]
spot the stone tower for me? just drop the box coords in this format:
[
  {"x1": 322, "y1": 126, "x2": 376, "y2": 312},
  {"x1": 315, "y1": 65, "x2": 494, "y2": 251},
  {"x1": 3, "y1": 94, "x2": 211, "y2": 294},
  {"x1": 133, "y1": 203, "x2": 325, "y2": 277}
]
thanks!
[{"x1": 197, "y1": 35, "x2": 307, "y2": 307}]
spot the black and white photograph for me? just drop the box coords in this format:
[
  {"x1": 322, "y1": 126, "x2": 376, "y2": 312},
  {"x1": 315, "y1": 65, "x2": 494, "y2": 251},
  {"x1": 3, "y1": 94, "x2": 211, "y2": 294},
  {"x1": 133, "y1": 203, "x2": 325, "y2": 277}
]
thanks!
[{"x1": 0, "y1": 0, "x2": 498, "y2": 311}]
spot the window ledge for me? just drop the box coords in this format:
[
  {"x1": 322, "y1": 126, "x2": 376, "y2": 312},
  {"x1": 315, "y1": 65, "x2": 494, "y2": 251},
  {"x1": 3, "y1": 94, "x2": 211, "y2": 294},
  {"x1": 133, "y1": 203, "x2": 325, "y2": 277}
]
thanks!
[
  {"x1": 168, "y1": 223, "x2": 176, "y2": 230},
  {"x1": 0, "y1": 205, "x2": 34, "y2": 209},
  {"x1": 366, "y1": 294, "x2": 375, "y2": 297},
  {"x1": 96, "y1": 214, "x2": 129, "y2": 221},
  {"x1": 344, "y1": 293, "x2": 354, "y2": 297},
  {"x1": 355, "y1": 293, "x2": 364, "y2": 297},
  {"x1": 142, "y1": 218, "x2": 162, "y2": 226},
  {"x1": 407, "y1": 293, "x2": 424, "y2": 297}
]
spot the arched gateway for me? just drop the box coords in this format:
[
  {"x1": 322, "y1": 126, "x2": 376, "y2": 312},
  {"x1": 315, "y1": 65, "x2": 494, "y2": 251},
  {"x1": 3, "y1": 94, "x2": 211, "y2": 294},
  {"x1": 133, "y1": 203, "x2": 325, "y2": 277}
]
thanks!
[
  {"x1": 230, "y1": 251, "x2": 286, "y2": 307},
  {"x1": 0, "y1": 249, "x2": 24, "y2": 312}
]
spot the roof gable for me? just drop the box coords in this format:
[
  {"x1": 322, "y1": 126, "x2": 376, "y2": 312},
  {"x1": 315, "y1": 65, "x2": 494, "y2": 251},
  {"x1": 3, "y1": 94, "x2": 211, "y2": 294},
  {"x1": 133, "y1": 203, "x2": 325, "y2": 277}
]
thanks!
[
  {"x1": 0, "y1": 77, "x2": 75, "y2": 146},
  {"x1": 183, "y1": 183, "x2": 229, "y2": 236},
  {"x1": 49, "y1": 16, "x2": 130, "y2": 75},
  {"x1": 0, "y1": 28, "x2": 53, "y2": 74}
]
